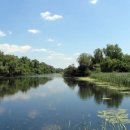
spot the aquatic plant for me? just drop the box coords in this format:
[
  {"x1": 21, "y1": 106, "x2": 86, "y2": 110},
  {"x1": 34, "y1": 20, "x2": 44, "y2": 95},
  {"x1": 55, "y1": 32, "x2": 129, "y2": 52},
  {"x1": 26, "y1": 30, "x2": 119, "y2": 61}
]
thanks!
[
  {"x1": 98, "y1": 109, "x2": 130, "y2": 130},
  {"x1": 90, "y1": 73, "x2": 130, "y2": 88}
]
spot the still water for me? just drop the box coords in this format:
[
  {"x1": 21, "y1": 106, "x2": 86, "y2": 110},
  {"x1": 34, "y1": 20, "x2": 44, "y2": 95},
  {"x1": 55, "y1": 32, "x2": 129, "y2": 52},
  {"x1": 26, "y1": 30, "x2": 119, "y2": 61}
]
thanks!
[{"x1": 0, "y1": 74, "x2": 130, "y2": 130}]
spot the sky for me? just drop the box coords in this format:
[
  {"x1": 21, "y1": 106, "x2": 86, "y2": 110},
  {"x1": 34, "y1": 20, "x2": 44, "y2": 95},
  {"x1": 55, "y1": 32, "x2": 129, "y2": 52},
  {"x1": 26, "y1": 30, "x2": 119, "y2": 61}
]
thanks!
[{"x1": 0, "y1": 0, "x2": 130, "y2": 68}]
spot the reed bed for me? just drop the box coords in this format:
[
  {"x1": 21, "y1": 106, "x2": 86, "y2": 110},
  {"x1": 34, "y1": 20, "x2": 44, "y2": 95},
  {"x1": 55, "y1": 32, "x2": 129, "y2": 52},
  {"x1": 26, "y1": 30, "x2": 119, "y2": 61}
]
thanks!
[{"x1": 90, "y1": 73, "x2": 130, "y2": 88}]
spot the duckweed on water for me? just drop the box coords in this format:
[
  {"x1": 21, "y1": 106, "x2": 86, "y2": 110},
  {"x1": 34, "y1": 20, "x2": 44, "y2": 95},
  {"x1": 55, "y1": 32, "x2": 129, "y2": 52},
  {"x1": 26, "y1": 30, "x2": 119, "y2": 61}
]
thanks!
[{"x1": 98, "y1": 109, "x2": 130, "y2": 130}]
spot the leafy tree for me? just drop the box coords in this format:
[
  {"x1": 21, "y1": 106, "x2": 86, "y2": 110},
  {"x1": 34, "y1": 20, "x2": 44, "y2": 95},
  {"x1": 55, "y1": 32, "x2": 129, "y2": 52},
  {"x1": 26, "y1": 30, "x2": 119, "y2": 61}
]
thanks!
[
  {"x1": 0, "y1": 51, "x2": 58, "y2": 76},
  {"x1": 64, "y1": 44, "x2": 130, "y2": 76},
  {"x1": 77, "y1": 53, "x2": 92, "y2": 76},
  {"x1": 103, "y1": 44, "x2": 123, "y2": 59},
  {"x1": 64, "y1": 64, "x2": 77, "y2": 77},
  {"x1": 100, "y1": 58, "x2": 119, "y2": 72},
  {"x1": 77, "y1": 53, "x2": 92, "y2": 67},
  {"x1": 93, "y1": 48, "x2": 103, "y2": 64}
]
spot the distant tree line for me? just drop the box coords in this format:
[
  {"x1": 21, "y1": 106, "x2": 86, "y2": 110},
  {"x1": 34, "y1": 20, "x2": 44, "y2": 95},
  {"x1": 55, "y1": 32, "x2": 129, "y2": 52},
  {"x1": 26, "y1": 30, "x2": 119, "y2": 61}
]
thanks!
[
  {"x1": 0, "y1": 51, "x2": 62, "y2": 77},
  {"x1": 64, "y1": 44, "x2": 130, "y2": 77}
]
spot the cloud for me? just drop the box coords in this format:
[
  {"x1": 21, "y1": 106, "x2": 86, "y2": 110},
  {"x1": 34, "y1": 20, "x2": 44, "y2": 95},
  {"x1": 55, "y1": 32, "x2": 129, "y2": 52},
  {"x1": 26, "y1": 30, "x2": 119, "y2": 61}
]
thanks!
[
  {"x1": 0, "y1": 43, "x2": 32, "y2": 53},
  {"x1": 33, "y1": 48, "x2": 47, "y2": 52},
  {"x1": 0, "y1": 43, "x2": 78, "y2": 68},
  {"x1": 89, "y1": 0, "x2": 98, "y2": 4},
  {"x1": 28, "y1": 29, "x2": 40, "y2": 34},
  {"x1": 31, "y1": 47, "x2": 73, "y2": 63},
  {"x1": 47, "y1": 38, "x2": 62, "y2": 47},
  {"x1": 0, "y1": 31, "x2": 6, "y2": 37},
  {"x1": 41, "y1": 11, "x2": 63, "y2": 21},
  {"x1": 47, "y1": 38, "x2": 55, "y2": 42}
]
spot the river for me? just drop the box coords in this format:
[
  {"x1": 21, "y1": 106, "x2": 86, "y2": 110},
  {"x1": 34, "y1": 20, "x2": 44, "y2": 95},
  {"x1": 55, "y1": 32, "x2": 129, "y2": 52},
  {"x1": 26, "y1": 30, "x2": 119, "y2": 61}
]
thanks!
[{"x1": 0, "y1": 74, "x2": 130, "y2": 130}]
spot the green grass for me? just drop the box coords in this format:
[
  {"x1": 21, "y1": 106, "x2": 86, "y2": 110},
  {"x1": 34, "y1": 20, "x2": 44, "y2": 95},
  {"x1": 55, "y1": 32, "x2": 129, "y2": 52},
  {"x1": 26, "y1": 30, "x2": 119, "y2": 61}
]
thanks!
[{"x1": 90, "y1": 73, "x2": 130, "y2": 88}]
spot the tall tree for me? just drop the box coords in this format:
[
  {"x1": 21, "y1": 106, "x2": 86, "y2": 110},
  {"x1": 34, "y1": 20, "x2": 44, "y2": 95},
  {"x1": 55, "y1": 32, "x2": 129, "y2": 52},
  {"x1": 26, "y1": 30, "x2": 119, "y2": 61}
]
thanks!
[
  {"x1": 93, "y1": 48, "x2": 103, "y2": 64},
  {"x1": 77, "y1": 53, "x2": 92, "y2": 76},
  {"x1": 103, "y1": 44, "x2": 123, "y2": 59},
  {"x1": 77, "y1": 53, "x2": 92, "y2": 67}
]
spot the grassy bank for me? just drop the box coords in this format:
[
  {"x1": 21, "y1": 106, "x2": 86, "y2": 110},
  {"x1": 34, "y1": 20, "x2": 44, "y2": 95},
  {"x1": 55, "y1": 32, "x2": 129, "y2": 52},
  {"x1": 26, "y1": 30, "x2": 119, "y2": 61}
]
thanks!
[
  {"x1": 77, "y1": 73, "x2": 130, "y2": 91},
  {"x1": 91, "y1": 73, "x2": 130, "y2": 87}
]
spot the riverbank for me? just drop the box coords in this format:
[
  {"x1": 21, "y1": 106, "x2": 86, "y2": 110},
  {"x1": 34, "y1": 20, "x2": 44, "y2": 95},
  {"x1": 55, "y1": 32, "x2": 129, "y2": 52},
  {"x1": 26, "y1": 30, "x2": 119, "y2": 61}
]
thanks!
[{"x1": 77, "y1": 75, "x2": 130, "y2": 93}]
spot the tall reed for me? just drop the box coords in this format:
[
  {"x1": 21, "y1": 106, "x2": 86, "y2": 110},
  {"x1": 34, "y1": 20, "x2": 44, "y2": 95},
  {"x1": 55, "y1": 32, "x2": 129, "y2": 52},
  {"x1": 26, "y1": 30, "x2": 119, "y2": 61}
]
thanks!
[{"x1": 90, "y1": 73, "x2": 130, "y2": 87}]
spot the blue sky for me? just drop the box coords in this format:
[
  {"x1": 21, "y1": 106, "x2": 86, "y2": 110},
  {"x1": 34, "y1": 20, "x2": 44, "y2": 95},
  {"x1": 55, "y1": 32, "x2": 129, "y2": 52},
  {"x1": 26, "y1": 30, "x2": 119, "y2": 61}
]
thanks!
[{"x1": 0, "y1": 0, "x2": 130, "y2": 68}]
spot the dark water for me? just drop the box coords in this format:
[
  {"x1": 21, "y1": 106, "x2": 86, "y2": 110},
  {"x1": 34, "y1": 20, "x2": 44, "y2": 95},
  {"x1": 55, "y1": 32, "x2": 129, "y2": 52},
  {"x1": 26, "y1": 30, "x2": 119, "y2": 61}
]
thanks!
[{"x1": 0, "y1": 74, "x2": 130, "y2": 130}]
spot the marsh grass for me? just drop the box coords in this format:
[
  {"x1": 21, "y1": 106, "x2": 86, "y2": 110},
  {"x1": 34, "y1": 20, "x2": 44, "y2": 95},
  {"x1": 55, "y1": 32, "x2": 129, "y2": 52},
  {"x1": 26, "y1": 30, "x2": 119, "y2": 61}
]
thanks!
[{"x1": 90, "y1": 73, "x2": 130, "y2": 88}]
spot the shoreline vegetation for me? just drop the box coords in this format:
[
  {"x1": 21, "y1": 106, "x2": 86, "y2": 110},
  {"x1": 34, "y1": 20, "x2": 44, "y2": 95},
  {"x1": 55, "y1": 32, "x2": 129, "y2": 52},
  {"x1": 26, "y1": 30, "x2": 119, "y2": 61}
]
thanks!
[
  {"x1": 64, "y1": 44, "x2": 130, "y2": 90},
  {"x1": 77, "y1": 74, "x2": 130, "y2": 92},
  {"x1": 0, "y1": 51, "x2": 63, "y2": 77}
]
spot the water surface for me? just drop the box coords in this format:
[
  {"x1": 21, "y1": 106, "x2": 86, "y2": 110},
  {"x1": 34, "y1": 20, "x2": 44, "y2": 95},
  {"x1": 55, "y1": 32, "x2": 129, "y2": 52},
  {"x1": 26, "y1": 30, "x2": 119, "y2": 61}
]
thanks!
[{"x1": 0, "y1": 75, "x2": 130, "y2": 130}]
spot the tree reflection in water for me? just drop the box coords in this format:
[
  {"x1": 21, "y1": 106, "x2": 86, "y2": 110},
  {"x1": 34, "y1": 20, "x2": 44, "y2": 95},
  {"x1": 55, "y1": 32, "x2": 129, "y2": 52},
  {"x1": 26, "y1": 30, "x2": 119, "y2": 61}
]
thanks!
[
  {"x1": 0, "y1": 77, "x2": 52, "y2": 100},
  {"x1": 64, "y1": 78, "x2": 130, "y2": 108}
]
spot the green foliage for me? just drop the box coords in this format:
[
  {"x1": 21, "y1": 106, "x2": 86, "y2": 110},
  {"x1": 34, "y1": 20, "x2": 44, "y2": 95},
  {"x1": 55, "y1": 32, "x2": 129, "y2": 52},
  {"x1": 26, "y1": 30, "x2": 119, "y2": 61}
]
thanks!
[
  {"x1": 76, "y1": 66, "x2": 91, "y2": 76},
  {"x1": 64, "y1": 44, "x2": 130, "y2": 77},
  {"x1": 64, "y1": 64, "x2": 77, "y2": 77},
  {"x1": 77, "y1": 53, "x2": 92, "y2": 67},
  {"x1": 91, "y1": 73, "x2": 130, "y2": 87},
  {"x1": 93, "y1": 48, "x2": 103, "y2": 64},
  {"x1": 0, "y1": 51, "x2": 59, "y2": 76},
  {"x1": 103, "y1": 44, "x2": 123, "y2": 59},
  {"x1": 64, "y1": 53, "x2": 92, "y2": 77}
]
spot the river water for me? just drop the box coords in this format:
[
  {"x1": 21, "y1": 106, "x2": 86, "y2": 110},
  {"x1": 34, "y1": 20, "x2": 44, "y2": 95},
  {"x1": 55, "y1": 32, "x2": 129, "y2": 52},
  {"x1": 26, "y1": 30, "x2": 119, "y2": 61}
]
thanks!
[{"x1": 0, "y1": 74, "x2": 130, "y2": 130}]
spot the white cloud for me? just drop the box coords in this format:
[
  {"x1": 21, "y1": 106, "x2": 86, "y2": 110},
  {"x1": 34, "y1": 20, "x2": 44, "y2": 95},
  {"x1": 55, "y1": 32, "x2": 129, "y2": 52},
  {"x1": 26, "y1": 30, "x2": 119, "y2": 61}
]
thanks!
[
  {"x1": 41, "y1": 11, "x2": 63, "y2": 21},
  {"x1": 0, "y1": 43, "x2": 32, "y2": 53},
  {"x1": 47, "y1": 38, "x2": 62, "y2": 47},
  {"x1": 28, "y1": 29, "x2": 40, "y2": 34},
  {"x1": 47, "y1": 38, "x2": 55, "y2": 42},
  {"x1": 90, "y1": 0, "x2": 98, "y2": 4},
  {"x1": 0, "y1": 31, "x2": 6, "y2": 37},
  {"x1": 0, "y1": 43, "x2": 78, "y2": 68},
  {"x1": 33, "y1": 48, "x2": 47, "y2": 52},
  {"x1": 32, "y1": 47, "x2": 77, "y2": 68}
]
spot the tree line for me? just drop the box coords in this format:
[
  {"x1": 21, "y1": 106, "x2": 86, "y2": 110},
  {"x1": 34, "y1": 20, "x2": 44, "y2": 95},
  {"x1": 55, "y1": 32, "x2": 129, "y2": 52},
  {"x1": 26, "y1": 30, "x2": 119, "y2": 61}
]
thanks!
[
  {"x1": 0, "y1": 51, "x2": 62, "y2": 76},
  {"x1": 64, "y1": 44, "x2": 130, "y2": 77}
]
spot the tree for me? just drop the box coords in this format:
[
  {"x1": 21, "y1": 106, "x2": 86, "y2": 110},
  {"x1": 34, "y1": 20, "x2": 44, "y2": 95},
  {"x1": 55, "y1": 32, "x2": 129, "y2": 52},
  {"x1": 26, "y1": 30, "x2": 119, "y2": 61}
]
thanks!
[
  {"x1": 100, "y1": 58, "x2": 117, "y2": 72},
  {"x1": 93, "y1": 48, "x2": 103, "y2": 64},
  {"x1": 64, "y1": 64, "x2": 77, "y2": 77},
  {"x1": 77, "y1": 53, "x2": 92, "y2": 76},
  {"x1": 77, "y1": 53, "x2": 92, "y2": 67},
  {"x1": 103, "y1": 44, "x2": 123, "y2": 59},
  {"x1": 0, "y1": 50, "x2": 57, "y2": 76}
]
